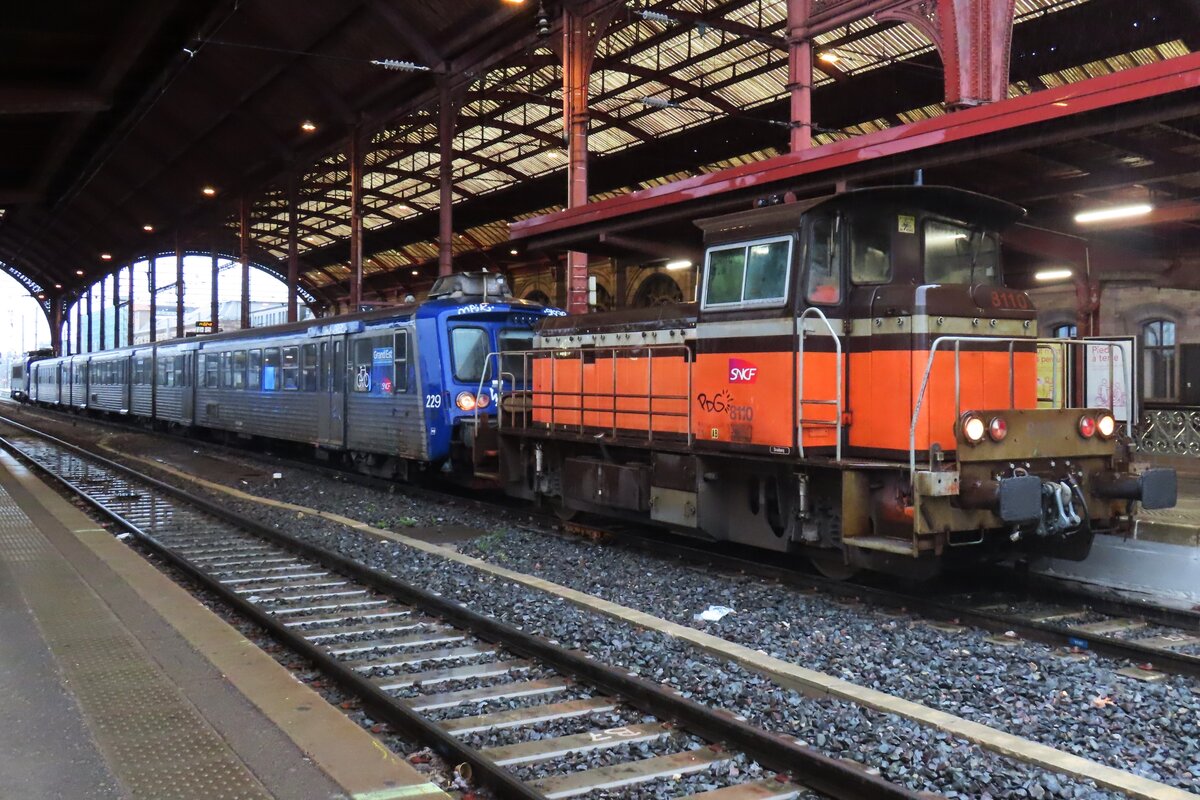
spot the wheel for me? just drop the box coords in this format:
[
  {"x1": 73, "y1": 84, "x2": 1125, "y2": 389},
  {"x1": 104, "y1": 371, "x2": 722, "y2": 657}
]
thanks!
[
  {"x1": 552, "y1": 501, "x2": 579, "y2": 522},
  {"x1": 809, "y1": 548, "x2": 861, "y2": 581}
]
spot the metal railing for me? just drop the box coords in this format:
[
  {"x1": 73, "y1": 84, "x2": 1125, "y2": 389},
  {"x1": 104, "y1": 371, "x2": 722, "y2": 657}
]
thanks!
[
  {"x1": 1134, "y1": 405, "x2": 1200, "y2": 456},
  {"x1": 796, "y1": 307, "x2": 843, "y2": 461},
  {"x1": 909, "y1": 336, "x2": 1134, "y2": 479},
  {"x1": 476, "y1": 344, "x2": 693, "y2": 445}
]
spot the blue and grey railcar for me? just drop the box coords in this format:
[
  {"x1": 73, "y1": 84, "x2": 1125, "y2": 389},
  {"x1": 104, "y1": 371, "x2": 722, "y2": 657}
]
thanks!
[{"x1": 21, "y1": 272, "x2": 559, "y2": 483}]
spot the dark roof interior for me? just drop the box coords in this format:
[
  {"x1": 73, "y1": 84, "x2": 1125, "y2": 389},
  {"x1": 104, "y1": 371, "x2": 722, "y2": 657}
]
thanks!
[{"x1": 3, "y1": 0, "x2": 1200, "y2": 305}]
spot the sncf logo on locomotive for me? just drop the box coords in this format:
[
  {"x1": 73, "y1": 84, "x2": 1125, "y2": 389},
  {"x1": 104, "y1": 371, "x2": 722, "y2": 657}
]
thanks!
[{"x1": 728, "y1": 358, "x2": 758, "y2": 384}]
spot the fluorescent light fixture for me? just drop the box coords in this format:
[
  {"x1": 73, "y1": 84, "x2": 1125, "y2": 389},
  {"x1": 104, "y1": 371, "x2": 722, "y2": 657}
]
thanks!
[
  {"x1": 1074, "y1": 203, "x2": 1152, "y2": 223},
  {"x1": 665, "y1": 260, "x2": 692, "y2": 270},
  {"x1": 1034, "y1": 268, "x2": 1073, "y2": 281}
]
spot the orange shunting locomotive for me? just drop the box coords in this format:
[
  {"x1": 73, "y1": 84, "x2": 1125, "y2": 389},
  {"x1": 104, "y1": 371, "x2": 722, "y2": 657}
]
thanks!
[{"x1": 490, "y1": 186, "x2": 1177, "y2": 578}]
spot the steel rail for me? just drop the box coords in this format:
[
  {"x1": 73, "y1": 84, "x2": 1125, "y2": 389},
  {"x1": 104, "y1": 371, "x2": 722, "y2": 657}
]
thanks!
[{"x1": 0, "y1": 417, "x2": 930, "y2": 800}]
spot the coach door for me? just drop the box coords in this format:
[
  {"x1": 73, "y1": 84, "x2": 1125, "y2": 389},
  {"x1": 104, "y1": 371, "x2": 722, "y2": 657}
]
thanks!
[{"x1": 317, "y1": 336, "x2": 346, "y2": 447}]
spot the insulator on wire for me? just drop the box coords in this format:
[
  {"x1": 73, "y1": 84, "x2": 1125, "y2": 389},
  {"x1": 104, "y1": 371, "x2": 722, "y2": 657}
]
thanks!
[{"x1": 370, "y1": 59, "x2": 430, "y2": 72}]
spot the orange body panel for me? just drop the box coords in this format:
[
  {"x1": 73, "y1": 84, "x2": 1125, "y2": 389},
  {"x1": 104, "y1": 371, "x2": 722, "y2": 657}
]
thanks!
[{"x1": 529, "y1": 337, "x2": 1037, "y2": 457}]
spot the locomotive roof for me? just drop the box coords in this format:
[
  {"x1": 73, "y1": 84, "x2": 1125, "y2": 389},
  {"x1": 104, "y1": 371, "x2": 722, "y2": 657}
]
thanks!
[{"x1": 696, "y1": 185, "x2": 1026, "y2": 243}]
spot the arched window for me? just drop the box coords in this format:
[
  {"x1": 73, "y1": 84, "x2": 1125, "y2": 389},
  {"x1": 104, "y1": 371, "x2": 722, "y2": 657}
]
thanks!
[
  {"x1": 1142, "y1": 319, "x2": 1176, "y2": 400},
  {"x1": 1051, "y1": 323, "x2": 1077, "y2": 339}
]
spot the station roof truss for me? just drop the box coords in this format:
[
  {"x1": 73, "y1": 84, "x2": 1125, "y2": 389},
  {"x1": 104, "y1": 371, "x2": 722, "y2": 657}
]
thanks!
[{"x1": 2, "y1": 0, "x2": 1199, "y2": 308}]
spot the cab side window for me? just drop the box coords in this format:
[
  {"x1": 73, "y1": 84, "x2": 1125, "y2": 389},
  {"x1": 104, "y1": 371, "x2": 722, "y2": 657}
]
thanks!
[
  {"x1": 805, "y1": 215, "x2": 841, "y2": 305},
  {"x1": 849, "y1": 214, "x2": 892, "y2": 284}
]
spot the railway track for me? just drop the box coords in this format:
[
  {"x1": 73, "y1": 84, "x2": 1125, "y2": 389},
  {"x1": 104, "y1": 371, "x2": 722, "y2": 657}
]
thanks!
[
  {"x1": 6, "y1": 401, "x2": 1199, "y2": 680},
  {"x1": 0, "y1": 422, "x2": 925, "y2": 800}
]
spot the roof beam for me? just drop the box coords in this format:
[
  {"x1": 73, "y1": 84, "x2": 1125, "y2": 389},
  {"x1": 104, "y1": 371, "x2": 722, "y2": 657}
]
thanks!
[{"x1": 0, "y1": 86, "x2": 111, "y2": 115}]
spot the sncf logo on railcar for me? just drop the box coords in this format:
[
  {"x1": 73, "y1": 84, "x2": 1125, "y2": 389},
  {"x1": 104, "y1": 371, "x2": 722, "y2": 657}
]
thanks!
[{"x1": 728, "y1": 358, "x2": 759, "y2": 384}]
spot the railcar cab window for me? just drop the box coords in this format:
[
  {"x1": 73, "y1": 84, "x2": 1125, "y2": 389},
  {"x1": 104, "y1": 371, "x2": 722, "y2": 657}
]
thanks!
[
  {"x1": 702, "y1": 237, "x2": 792, "y2": 309},
  {"x1": 451, "y1": 327, "x2": 490, "y2": 383},
  {"x1": 805, "y1": 215, "x2": 841, "y2": 305},
  {"x1": 924, "y1": 219, "x2": 999, "y2": 284}
]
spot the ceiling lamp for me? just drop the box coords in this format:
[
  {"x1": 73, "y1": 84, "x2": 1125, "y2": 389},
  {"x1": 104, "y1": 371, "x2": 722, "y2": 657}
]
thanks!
[
  {"x1": 75, "y1": 269, "x2": 85, "y2": 276},
  {"x1": 818, "y1": 51, "x2": 840, "y2": 64},
  {"x1": 100, "y1": 253, "x2": 113, "y2": 261},
  {"x1": 300, "y1": 120, "x2": 317, "y2": 133},
  {"x1": 665, "y1": 260, "x2": 693, "y2": 270},
  {"x1": 1034, "y1": 268, "x2": 1073, "y2": 282},
  {"x1": 411, "y1": 269, "x2": 419, "y2": 275},
  {"x1": 1074, "y1": 203, "x2": 1152, "y2": 224},
  {"x1": 202, "y1": 185, "x2": 217, "y2": 197},
  {"x1": 54, "y1": 283, "x2": 62, "y2": 289},
  {"x1": 143, "y1": 224, "x2": 154, "y2": 232}
]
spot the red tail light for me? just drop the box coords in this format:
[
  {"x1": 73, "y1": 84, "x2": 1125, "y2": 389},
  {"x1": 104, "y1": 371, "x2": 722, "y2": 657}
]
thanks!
[{"x1": 1078, "y1": 414, "x2": 1096, "y2": 438}]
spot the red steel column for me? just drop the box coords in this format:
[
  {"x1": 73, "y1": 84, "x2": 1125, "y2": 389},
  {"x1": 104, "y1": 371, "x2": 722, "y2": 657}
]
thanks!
[
  {"x1": 877, "y1": 0, "x2": 1016, "y2": 108},
  {"x1": 175, "y1": 237, "x2": 185, "y2": 339},
  {"x1": 211, "y1": 250, "x2": 220, "y2": 333},
  {"x1": 75, "y1": 294, "x2": 82, "y2": 354},
  {"x1": 126, "y1": 263, "x2": 134, "y2": 345},
  {"x1": 86, "y1": 285, "x2": 94, "y2": 352},
  {"x1": 240, "y1": 196, "x2": 251, "y2": 328},
  {"x1": 438, "y1": 81, "x2": 460, "y2": 278},
  {"x1": 787, "y1": 0, "x2": 813, "y2": 151},
  {"x1": 51, "y1": 296, "x2": 63, "y2": 356},
  {"x1": 562, "y1": 9, "x2": 594, "y2": 314},
  {"x1": 113, "y1": 269, "x2": 120, "y2": 347},
  {"x1": 287, "y1": 175, "x2": 299, "y2": 322},
  {"x1": 148, "y1": 257, "x2": 157, "y2": 343},
  {"x1": 98, "y1": 276, "x2": 106, "y2": 351},
  {"x1": 347, "y1": 129, "x2": 364, "y2": 310}
]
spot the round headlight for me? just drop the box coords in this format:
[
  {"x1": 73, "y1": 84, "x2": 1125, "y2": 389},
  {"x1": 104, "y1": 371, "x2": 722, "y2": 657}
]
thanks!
[
  {"x1": 1096, "y1": 412, "x2": 1116, "y2": 439},
  {"x1": 962, "y1": 414, "x2": 986, "y2": 445},
  {"x1": 475, "y1": 392, "x2": 491, "y2": 409},
  {"x1": 988, "y1": 416, "x2": 1008, "y2": 442},
  {"x1": 456, "y1": 391, "x2": 477, "y2": 411},
  {"x1": 1078, "y1": 414, "x2": 1096, "y2": 439}
]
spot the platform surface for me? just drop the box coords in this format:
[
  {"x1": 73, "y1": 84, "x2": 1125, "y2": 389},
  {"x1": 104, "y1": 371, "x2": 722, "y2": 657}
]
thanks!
[{"x1": 0, "y1": 450, "x2": 446, "y2": 800}]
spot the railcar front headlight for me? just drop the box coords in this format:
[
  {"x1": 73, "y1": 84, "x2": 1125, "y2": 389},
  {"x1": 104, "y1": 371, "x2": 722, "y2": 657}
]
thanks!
[
  {"x1": 456, "y1": 391, "x2": 477, "y2": 411},
  {"x1": 961, "y1": 413, "x2": 986, "y2": 445},
  {"x1": 1096, "y1": 412, "x2": 1116, "y2": 439}
]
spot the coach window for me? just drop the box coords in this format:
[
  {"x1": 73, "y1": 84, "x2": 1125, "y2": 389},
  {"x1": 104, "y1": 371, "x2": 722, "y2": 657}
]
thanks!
[
  {"x1": 204, "y1": 354, "x2": 218, "y2": 388},
  {"x1": 351, "y1": 336, "x2": 394, "y2": 395},
  {"x1": 263, "y1": 348, "x2": 281, "y2": 391},
  {"x1": 281, "y1": 346, "x2": 299, "y2": 390},
  {"x1": 301, "y1": 344, "x2": 318, "y2": 392},
  {"x1": 849, "y1": 214, "x2": 892, "y2": 284},
  {"x1": 392, "y1": 331, "x2": 409, "y2": 393},
  {"x1": 232, "y1": 351, "x2": 247, "y2": 390},
  {"x1": 451, "y1": 327, "x2": 489, "y2": 383},
  {"x1": 924, "y1": 219, "x2": 999, "y2": 285},
  {"x1": 221, "y1": 352, "x2": 233, "y2": 389},
  {"x1": 247, "y1": 349, "x2": 261, "y2": 390},
  {"x1": 175, "y1": 355, "x2": 186, "y2": 388},
  {"x1": 805, "y1": 214, "x2": 841, "y2": 305}
]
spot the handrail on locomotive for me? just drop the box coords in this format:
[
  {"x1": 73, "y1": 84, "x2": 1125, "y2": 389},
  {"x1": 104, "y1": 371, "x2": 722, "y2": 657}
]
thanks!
[{"x1": 908, "y1": 335, "x2": 1134, "y2": 480}]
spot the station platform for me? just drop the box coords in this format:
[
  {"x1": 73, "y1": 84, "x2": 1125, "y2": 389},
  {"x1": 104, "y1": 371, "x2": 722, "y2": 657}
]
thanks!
[{"x1": 0, "y1": 450, "x2": 447, "y2": 800}]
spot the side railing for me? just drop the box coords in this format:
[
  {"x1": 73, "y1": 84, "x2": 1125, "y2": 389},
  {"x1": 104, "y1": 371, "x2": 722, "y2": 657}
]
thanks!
[
  {"x1": 908, "y1": 336, "x2": 1134, "y2": 480},
  {"x1": 796, "y1": 307, "x2": 843, "y2": 461},
  {"x1": 476, "y1": 344, "x2": 693, "y2": 446},
  {"x1": 1134, "y1": 405, "x2": 1200, "y2": 456}
]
